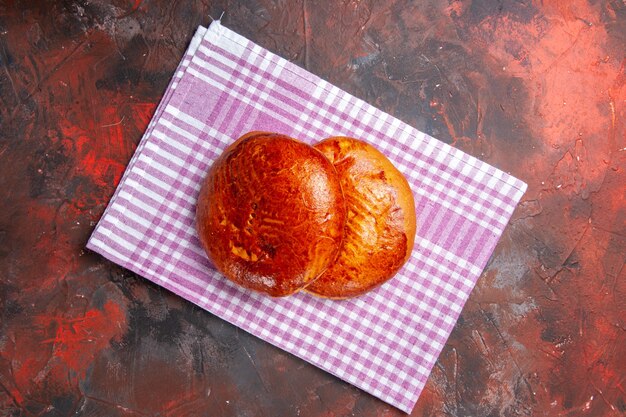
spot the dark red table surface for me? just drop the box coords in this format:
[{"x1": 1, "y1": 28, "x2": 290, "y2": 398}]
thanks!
[{"x1": 1, "y1": 1, "x2": 625, "y2": 416}]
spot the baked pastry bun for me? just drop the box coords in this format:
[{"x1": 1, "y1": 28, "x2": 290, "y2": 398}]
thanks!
[
  {"x1": 305, "y1": 137, "x2": 416, "y2": 299},
  {"x1": 196, "y1": 132, "x2": 346, "y2": 297}
]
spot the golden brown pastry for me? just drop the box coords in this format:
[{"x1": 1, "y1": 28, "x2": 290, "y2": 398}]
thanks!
[
  {"x1": 196, "y1": 132, "x2": 346, "y2": 297},
  {"x1": 305, "y1": 137, "x2": 416, "y2": 299}
]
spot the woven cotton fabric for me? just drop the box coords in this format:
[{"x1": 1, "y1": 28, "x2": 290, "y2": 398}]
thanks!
[{"x1": 88, "y1": 21, "x2": 526, "y2": 413}]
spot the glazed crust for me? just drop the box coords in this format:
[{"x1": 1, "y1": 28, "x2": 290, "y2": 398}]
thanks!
[
  {"x1": 196, "y1": 132, "x2": 346, "y2": 297},
  {"x1": 305, "y1": 137, "x2": 416, "y2": 299}
]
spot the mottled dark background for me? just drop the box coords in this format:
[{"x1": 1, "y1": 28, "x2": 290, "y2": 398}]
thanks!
[{"x1": 1, "y1": 0, "x2": 624, "y2": 416}]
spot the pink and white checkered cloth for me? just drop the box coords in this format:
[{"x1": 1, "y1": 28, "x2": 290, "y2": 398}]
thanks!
[{"x1": 88, "y1": 21, "x2": 526, "y2": 413}]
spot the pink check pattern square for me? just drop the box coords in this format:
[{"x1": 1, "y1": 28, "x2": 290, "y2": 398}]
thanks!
[{"x1": 88, "y1": 21, "x2": 526, "y2": 413}]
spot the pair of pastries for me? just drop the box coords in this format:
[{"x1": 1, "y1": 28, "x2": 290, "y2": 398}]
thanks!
[{"x1": 196, "y1": 132, "x2": 416, "y2": 298}]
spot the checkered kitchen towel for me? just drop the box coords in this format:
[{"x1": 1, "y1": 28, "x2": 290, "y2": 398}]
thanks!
[{"x1": 88, "y1": 21, "x2": 526, "y2": 413}]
